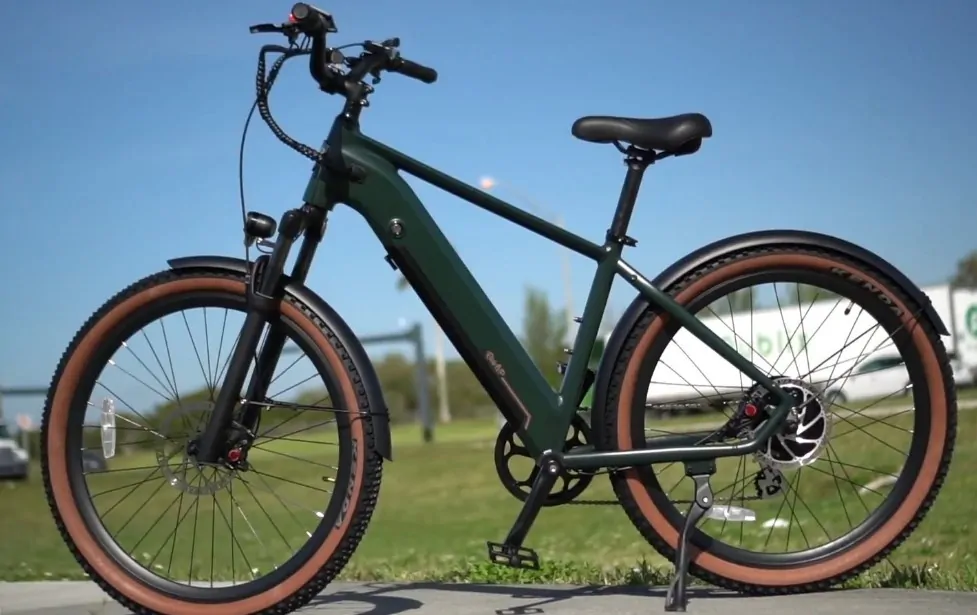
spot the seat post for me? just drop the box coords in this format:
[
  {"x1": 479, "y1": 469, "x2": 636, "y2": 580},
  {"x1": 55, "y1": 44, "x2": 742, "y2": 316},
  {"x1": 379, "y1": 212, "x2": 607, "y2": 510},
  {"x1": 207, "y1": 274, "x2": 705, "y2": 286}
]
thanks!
[{"x1": 607, "y1": 154, "x2": 651, "y2": 246}]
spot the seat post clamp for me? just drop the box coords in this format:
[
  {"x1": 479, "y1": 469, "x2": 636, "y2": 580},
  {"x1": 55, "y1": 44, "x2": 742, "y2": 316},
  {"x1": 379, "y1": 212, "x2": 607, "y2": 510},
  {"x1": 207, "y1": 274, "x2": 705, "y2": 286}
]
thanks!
[{"x1": 605, "y1": 230, "x2": 638, "y2": 247}]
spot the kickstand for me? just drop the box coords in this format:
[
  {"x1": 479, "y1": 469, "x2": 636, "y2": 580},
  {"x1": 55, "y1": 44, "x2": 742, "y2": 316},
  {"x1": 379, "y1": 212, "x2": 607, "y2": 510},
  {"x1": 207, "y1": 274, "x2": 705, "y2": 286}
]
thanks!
[{"x1": 664, "y1": 461, "x2": 715, "y2": 613}]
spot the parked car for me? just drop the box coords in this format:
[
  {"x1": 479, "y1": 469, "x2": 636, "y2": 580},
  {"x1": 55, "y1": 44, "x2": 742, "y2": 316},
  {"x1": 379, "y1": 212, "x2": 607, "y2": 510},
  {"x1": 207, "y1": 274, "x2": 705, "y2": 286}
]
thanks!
[
  {"x1": 822, "y1": 354, "x2": 907, "y2": 406},
  {"x1": 81, "y1": 449, "x2": 108, "y2": 472},
  {"x1": 0, "y1": 421, "x2": 29, "y2": 481},
  {"x1": 824, "y1": 350, "x2": 974, "y2": 406}
]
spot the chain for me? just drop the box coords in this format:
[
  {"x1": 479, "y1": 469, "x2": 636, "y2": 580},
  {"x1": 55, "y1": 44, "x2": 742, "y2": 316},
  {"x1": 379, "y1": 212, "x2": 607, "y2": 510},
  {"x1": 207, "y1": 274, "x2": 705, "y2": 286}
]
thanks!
[
  {"x1": 566, "y1": 493, "x2": 764, "y2": 507},
  {"x1": 568, "y1": 499, "x2": 621, "y2": 506},
  {"x1": 561, "y1": 467, "x2": 767, "y2": 507}
]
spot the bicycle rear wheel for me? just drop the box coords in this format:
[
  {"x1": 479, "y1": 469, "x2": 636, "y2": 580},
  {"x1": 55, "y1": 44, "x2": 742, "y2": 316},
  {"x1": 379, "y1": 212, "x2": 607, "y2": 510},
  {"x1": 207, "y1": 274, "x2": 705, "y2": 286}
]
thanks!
[
  {"x1": 601, "y1": 245, "x2": 956, "y2": 593},
  {"x1": 41, "y1": 269, "x2": 382, "y2": 614}
]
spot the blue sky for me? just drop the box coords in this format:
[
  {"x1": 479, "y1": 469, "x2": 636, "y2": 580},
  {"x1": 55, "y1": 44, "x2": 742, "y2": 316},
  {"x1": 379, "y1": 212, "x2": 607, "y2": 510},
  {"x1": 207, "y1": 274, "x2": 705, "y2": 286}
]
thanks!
[{"x1": 1, "y1": 0, "x2": 974, "y2": 424}]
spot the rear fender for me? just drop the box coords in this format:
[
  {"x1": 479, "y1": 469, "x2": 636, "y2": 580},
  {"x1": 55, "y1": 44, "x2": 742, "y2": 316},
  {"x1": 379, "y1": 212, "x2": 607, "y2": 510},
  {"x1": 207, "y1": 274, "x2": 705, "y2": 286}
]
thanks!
[
  {"x1": 590, "y1": 229, "x2": 948, "y2": 444},
  {"x1": 167, "y1": 255, "x2": 393, "y2": 461}
]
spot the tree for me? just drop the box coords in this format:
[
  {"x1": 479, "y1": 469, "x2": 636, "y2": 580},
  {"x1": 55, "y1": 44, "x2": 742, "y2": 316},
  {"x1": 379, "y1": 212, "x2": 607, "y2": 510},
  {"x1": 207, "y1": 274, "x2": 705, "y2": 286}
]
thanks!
[
  {"x1": 522, "y1": 286, "x2": 569, "y2": 388},
  {"x1": 951, "y1": 250, "x2": 977, "y2": 287}
]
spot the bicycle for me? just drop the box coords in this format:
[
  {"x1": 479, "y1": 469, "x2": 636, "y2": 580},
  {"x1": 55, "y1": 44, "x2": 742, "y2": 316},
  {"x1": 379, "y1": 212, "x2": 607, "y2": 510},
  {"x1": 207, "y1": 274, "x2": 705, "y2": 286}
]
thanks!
[{"x1": 40, "y1": 4, "x2": 957, "y2": 614}]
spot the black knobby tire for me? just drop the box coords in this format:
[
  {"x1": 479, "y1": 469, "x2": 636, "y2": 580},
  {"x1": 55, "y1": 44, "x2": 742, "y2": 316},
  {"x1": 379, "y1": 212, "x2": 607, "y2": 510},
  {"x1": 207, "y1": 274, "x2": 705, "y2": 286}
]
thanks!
[
  {"x1": 40, "y1": 269, "x2": 383, "y2": 614},
  {"x1": 600, "y1": 246, "x2": 956, "y2": 594}
]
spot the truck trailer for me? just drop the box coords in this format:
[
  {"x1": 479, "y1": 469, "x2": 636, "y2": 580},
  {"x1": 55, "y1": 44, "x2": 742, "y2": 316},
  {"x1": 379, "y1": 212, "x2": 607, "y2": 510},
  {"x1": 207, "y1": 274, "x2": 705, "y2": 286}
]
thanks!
[{"x1": 638, "y1": 283, "x2": 977, "y2": 413}]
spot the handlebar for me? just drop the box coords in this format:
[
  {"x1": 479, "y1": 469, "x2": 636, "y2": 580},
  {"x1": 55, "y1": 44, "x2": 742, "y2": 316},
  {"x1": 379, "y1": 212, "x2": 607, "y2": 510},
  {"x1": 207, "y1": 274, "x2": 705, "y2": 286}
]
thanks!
[
  {"x1": 285, "y1": 3, "x2": 438, "y2": 89},
  {"x1": 248, "y1": 4, "x2": 439, "y2": 163},
  {"x1": 389, "y1": 57, "x2": 438, "y2": 84}
]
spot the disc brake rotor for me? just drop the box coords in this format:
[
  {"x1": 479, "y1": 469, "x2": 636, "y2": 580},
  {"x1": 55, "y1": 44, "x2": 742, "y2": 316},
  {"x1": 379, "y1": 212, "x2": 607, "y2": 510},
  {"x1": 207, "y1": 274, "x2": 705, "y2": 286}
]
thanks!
[
  {"x1": 751, "y1": 377, "x2": 831, "y2": 469},
  {"x1": 155, "y1": 401, "x2": 233, "y2": 495}
]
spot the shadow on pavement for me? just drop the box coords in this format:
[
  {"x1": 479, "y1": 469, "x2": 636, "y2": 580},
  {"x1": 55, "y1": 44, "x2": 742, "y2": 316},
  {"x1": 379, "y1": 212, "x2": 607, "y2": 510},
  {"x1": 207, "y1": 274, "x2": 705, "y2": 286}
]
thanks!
[{"x1": 306, "y1": 582, "x2": 739, "y2": 615}]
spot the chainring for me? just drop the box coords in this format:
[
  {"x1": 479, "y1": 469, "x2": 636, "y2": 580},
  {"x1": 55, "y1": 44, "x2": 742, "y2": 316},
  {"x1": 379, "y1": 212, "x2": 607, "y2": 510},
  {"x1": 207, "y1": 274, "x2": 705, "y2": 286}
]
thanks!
[{"x1": 493, "y1": 413, "x2": 595, "y2": 507}]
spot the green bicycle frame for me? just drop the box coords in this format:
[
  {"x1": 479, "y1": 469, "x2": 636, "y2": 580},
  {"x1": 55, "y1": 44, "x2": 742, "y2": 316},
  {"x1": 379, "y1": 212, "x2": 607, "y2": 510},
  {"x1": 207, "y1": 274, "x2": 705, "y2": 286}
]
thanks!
[{"x1": 304, "y1": 119, "x2": 794, "y2": 465}]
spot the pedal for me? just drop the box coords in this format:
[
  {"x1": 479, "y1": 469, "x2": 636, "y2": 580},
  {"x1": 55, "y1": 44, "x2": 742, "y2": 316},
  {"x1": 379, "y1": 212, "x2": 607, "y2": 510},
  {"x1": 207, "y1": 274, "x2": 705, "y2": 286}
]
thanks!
[
  {"x1": 488, "y1": 452, "x2": 560, "y2": 573},
  {"x1": 487, "y1": 541, "x2": 541, "y2": 570},
  {"x1": 664, "y1": 460, "x2": 716, "y2": 613}
]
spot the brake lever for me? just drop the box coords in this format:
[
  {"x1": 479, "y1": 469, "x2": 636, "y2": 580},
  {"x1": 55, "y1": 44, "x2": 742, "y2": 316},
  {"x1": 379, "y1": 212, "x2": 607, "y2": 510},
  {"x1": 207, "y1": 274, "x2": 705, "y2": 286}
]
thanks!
[
  {"x1": 249, "y1": 23, "x2": 285, "y2": 34},
  {"x1": 364, "y1": 39, "x2": 400, "y2": 57},
  {"x1": 250, "y1": 22, "x2": 303, "y2": 48}
]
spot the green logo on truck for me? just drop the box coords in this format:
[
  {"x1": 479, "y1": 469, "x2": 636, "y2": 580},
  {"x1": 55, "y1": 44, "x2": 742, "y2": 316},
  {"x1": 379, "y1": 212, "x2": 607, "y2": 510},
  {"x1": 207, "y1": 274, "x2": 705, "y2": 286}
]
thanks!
[{"x1": 967, "y1": 304, "x2": 977, "y2": 338}]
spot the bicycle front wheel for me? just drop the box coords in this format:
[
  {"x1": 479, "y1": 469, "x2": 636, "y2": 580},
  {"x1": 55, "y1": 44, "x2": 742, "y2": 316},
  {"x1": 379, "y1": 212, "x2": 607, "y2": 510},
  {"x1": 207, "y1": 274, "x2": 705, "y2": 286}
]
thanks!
[
  {"x1": 602, "y1": 245, "x2": 956, "y2": 593},
  {"x1": 41, "y1": 269, "x2": 382, "y2": 614}
]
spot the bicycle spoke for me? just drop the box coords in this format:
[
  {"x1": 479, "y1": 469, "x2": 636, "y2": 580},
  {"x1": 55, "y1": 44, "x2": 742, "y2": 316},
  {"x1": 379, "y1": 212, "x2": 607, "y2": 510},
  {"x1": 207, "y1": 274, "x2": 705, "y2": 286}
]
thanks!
[
  {"x1": 637, "y1": 275, "x2": 930, "y2": 563},
  {"x1": 69, "y1": 296, "x2": 353, "y2": 591},
  {"x1": 181, "y1": 310, "x2": 214, "y2": 396}
]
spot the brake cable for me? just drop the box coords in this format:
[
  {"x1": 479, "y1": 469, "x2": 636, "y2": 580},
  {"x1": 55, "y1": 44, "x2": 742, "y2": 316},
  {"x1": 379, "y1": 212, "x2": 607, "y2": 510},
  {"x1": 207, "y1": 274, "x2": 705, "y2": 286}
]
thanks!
[
  {"x1": 238, "y1": 39, "x2": 325, "y2": 264},
  {"x1": 255, "y1": 45, "x2": 324, "y2": 164}
]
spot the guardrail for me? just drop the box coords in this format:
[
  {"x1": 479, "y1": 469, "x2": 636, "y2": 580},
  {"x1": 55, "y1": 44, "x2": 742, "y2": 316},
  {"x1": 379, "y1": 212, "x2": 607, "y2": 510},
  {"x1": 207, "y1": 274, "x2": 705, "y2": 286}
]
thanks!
[{"x1": 0, "y1": 321, "x2": 436, "y2": 443}]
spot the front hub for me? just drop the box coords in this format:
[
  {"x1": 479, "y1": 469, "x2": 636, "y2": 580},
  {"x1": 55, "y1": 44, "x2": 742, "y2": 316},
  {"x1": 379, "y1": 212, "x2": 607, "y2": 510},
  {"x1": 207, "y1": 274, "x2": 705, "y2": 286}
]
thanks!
[{"x1": 157, "y1": 402, "x2": 236, "y2": 494}]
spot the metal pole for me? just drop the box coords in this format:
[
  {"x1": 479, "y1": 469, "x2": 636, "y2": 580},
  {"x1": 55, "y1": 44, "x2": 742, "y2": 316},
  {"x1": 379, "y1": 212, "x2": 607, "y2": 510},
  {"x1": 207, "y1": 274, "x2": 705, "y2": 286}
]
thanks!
[
  {"x1": 20, "y1": 426, "x2": 30, "y2": 460},
  {"x1": 432, "y1": 319, "x2": 451, "y2": 424},
  {"x1": 479, "y1": 177, "x2": 576, "y2": 343},
  {"x1": 411, "y1": 323, "x2": 434, "y2": 443},
  {"x1": 282, "y1": 322, "x2": 436, "y2": 443},
  {"x1": 554, "y1": 213, "x2": 576, "y2": 341},
  {"x1": 947, "y1": 283, "x2": 958, "y2": 357}
]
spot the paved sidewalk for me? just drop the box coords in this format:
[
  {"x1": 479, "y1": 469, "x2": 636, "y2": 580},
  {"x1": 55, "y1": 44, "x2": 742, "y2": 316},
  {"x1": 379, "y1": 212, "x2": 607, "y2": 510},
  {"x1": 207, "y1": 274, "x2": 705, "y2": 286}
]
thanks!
[{"x1": 2, "y1": 581, "x2": 977, "y2": 614}]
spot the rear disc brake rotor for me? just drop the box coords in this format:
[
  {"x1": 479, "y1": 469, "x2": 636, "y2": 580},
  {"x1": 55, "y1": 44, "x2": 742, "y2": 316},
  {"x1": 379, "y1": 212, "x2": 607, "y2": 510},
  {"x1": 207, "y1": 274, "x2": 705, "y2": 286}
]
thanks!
[{"x1": 750, "y1": 377, "x2": 831, "y2": 469}]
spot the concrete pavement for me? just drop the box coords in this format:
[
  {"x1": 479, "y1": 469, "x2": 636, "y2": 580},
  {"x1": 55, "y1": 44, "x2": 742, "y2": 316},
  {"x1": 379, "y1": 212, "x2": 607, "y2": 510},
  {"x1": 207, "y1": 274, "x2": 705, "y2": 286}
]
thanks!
[{"x1": 2, "y1": 581, "x2": 977, "y2": 615}]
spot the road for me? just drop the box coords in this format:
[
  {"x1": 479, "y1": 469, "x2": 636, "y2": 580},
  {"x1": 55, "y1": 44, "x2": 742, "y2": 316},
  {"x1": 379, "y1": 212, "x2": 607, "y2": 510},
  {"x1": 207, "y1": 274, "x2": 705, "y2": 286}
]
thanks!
[{"x1": 2, "y1": 581, "x2": 977, "y2": 614}]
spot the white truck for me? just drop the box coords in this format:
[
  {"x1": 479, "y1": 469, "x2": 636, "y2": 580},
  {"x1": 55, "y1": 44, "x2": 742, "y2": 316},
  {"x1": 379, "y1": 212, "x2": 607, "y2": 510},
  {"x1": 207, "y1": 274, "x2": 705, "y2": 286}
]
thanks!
[{"x1": 642, "y1": 284, "x2": 977, "y2": 412}]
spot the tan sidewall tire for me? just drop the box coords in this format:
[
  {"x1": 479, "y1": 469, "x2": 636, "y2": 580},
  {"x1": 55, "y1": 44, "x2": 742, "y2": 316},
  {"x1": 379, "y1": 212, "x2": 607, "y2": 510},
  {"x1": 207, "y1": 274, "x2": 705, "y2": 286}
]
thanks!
[
  {"x1": 43, "y1": 276, "x2": 374, "y2": 614},
  {"x1": 609, "y1": 252, "x2": 952, "y2": 589}
]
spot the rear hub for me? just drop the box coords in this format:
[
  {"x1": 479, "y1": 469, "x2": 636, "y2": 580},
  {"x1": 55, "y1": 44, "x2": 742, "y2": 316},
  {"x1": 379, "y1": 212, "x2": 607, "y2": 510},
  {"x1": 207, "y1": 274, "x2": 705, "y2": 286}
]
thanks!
[{"x1": 725, "y1": 376, "x2": 831, "y2": 469}]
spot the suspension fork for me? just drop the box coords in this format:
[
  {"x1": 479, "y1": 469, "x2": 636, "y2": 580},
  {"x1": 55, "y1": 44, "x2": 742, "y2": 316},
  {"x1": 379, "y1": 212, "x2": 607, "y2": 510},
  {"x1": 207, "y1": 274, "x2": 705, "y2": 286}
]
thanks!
[{"x1": 195, "y1": 204, "x2": 329, "y2": 464}]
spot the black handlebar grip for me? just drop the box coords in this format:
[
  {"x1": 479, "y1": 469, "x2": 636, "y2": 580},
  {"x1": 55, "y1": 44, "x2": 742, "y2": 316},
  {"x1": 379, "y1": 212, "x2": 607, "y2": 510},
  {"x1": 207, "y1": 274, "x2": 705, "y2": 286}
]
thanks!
[{"x1": 391, "y1": 57, "x2": 438, "y2": 84}]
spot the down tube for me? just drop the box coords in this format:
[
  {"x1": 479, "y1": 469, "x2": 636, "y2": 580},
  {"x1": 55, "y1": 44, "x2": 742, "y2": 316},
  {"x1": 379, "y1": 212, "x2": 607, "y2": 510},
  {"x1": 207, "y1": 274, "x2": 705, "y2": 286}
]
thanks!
[{"x1": 331, "y1": 148, "x2": 566, "y2": 455}]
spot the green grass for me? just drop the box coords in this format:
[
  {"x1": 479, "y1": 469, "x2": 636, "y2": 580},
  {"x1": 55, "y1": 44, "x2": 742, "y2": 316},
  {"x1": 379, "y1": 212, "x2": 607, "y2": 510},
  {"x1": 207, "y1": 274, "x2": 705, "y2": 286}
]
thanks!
[{"x1": 1, "y1": 395, "x2": 976, "y2": 592}]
